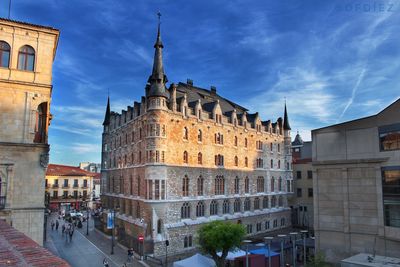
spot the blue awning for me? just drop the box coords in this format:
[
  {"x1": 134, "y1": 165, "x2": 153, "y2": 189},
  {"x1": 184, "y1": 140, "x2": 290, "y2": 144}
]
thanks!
[{"x1": 250, "y1": 248, "x2": 280, "y2": 257}]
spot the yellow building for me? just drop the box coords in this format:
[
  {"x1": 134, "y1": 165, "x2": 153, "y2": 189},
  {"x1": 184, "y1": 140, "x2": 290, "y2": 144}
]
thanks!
[
  {"x1": 46, "y1": 164, "x2": 96, "y2": 211},
  {"x1": 0, "y1": 18, "x2": 59, "y2": 245}
]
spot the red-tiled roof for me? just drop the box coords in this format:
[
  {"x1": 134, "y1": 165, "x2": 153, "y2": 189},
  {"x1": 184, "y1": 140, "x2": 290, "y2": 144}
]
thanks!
[
  {"x1": 93, "y1": 173, "x2": 101, "y2": 180},
  {"x1": 0, "y1": 17, "x2": 59, "y2": 31},
  {"x1": 0, "y1": 220, "x2": 70, "y2": 267},
  {"x1": 46, "y1": 164, "x2": 97, "y2": 177}
]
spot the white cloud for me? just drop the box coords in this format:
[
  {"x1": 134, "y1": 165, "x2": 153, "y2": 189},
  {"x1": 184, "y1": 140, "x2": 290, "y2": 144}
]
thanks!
[{"x1": 71, "y1": 143, "x2": 100, "y2": 154}]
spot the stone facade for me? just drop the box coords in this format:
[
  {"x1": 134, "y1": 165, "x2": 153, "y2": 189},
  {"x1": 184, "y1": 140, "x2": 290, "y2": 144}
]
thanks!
[
  {"x1": 0, "y1": 18, "x2": 59, "y2": 245},
  {"x1": 100, "y1": 22, "x2": 293, "y2": 257},
  {"x1": 312, "y1": 98, "x2": 400, "y2": 262}
]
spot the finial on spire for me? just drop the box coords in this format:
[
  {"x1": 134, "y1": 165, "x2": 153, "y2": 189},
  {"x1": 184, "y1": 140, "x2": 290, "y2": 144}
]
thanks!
[
  {"x1": 283, "y1": 101, "x2": 291, "y2": 130},
  {"x1": 157, "y1": 11, "x2": 161, "y2": 24}
]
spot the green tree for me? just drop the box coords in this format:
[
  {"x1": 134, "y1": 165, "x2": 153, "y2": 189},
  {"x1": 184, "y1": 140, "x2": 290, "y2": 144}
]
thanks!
[
  {"x1": 198, "y1": 220, "x2": 246, "y2": 267},
  {"x1": 307, "y1": 252, "x2": 332, "y2": 267}
]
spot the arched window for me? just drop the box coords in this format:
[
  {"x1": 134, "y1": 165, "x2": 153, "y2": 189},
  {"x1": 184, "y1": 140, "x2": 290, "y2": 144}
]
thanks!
[
  {"x1": 34, "y1": 102, "x2": 47, "y2": 143},
  {"x1": 244, "y1": 198, "x2": 251, "y2": 211},
  {"x1": 270, "y1": 159, "x2": 274, "y2": 169},
  {"x1": 245, "y1": 176, "x2": 249, "y2": 194},
  {"x1": 215, "y1": 175, "x2": 225, "y2": 195},
  {"x1": 278, "y1": 177, "x2": 282, "y2": 191},
  {"x1": 234, "y1": 198, "x2": 241, "y2": 213},
  {"x1": 234, "y1": 176, "x2": 240, "y2": 194},
  {"x1": 210, "y1": 200, "x2": 218, "y2": 215},
  {"x1": 223, "y1": 200, "x2": 230, "y2": 214},
  {"x1": 196, "y1": 201, "x2": 205, "y2": 217},
  {"x1": 0, "y1": 41, "x2": 11, "y2": 68},
  {"x1": 245, "y1": 157, "x2": 248, "y2": 167},
  {"x1": 181, "y1": 202, "x2": 190, "y2": 219},
  {"x1": 263, "y1": 196, "x2": 269, "y2": 209},
  {"x1": 182, "y1": 175, "x2": 189, "y2": 197},
  {"x1": 183, "y1": 127, "x2": 188, "y2": 140},
  {"x1": 254, "y1": 197, "x2": 260, "y2": 210},
  {"x1": 271, "y1": 177, "x2": 275, "y2": 192},
  {"x1": 198, "y1": 152, "x2": 202, "y2": 165},
  {"x1": 234, "y1": 136, "x2": 238, "y2": 146},
  {"x1": 197, "y1": 176, "x2": 204, "y2": 196},
  {"x1": 18, "y1": 45, "x2": 35, "y2": 71},
  {"x1": 183, "y1": 151, "x2": 188, "y2": 163},
  {"x1": 244, "y1": 138, "x2": 248, "y2": 148},
  {"x1": 278, "y1": 160, "x2": 281, "y2": 169},
  {"x1": 234, "y1": 156, "x2": 238, "y2": 166},
  {"x1": 198, "y1": 129, "x2": 202, "y2": 142}
]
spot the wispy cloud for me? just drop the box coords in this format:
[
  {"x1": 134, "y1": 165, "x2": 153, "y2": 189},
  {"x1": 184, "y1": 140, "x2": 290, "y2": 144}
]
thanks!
[{"x1": 71, "y1": 143, "x2": 100, "y2": 154}]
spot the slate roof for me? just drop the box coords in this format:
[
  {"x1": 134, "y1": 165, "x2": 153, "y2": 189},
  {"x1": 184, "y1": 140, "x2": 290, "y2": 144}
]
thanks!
[
  {"x1": 0, "y1": 220, "x2": 70, "y2": 267},
  {"x1": 46, "y1": 164, "x2": 97, "y2": 177},
  {"x1": 175, "y1": 82, "x2": 248, "y2": 115}
]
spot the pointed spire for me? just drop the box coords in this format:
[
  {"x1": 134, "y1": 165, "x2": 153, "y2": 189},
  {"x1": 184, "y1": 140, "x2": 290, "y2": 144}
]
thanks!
[
  {"x1": 283, "y1": 101, "x2": 291, "y2": 130},
  {"x1": 103, "y1": 96, "x2": 110, "y2": 126},
  {"x1": 147, "y1": 12, "x2": 169, "y2": 98}
]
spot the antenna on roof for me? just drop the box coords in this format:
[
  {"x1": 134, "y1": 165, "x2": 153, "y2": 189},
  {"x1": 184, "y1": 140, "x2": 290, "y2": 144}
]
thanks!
[{"x1": 8, "y1": 0, "x2": 12, "y2": 19}]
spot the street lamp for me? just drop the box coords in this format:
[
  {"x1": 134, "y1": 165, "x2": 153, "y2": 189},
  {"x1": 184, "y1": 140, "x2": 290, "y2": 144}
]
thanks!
[
  {"x1": 86, "y1": 201, "x2": 89, "y2": 236},
  {"x1": 264, "y1": 237, "x2": 273, "y2": 267},
  {"x1": 111, "y1": 205, "x2": 120, "y2": 255},
  {"x1": 243, "y1": 239, "x2": 252, "y2": 267},
  {"x1": 290, "y1": 232, "x2": 298, "y2": 267},
  {"x1": 300, "y1": 230, "x2": 308, "y2": 264},
  {"x1": 277, "y1": 234, "x2": 287, "y2": 267}
]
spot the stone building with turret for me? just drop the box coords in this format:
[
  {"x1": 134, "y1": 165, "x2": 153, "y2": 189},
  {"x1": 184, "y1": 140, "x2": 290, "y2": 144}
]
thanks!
[{"x1": 100, "y1": 20, "x2": 293, "y2": 257}]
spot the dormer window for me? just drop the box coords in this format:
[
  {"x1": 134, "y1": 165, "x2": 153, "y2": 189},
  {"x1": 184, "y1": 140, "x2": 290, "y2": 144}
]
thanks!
[
  {"x1": 18, "y1": 45, "x2": 35, "y2": 71},
  {"x1": 0, "y1": 41, "x2": 11, "y2": 68}
]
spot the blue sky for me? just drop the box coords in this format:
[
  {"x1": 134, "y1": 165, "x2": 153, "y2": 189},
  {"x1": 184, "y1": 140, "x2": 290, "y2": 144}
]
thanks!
[{"x1": 2, "y1": 0, "x2": 399, "y2": 165}]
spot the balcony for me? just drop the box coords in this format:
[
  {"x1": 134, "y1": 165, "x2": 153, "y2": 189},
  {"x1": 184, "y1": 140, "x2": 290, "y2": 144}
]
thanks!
[
  {"x1": 62, "y1": 184, "x2": 70, "y2": 189},
  {"x1": 0, "y1": 196, "x2": 5, "y2": 209},
  {"x1": 52, "y1": 184, "x2": 59, "y2": 188},
  {"x1": 81, "y1": 185, "x2": 88, "y2": 189},
  {"x1": 73, "y1": 184, "x2": 79, "y2": 189}
]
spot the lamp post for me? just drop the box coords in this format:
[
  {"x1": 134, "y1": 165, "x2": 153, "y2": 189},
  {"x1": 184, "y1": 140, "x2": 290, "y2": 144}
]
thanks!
[
  {"x1": 243, "y1": 239, "x2": 252, "y2": 267},
  {"x1": 290, "y1": 232, "x2": 298, "y2": 267},
  {"x1": 86, "y1": 201, "x2": 89, "y2": 236},
  {"x1": 264, "y1": 237, "x2": 273, "y2": 267},
  {"x1": 277, "y1": 234, "x2": 286, "y2": 267},
  {"x1": 111, "y1": 206, "x2": 120, "y2": 255},
  {"x1": 301, "y1": 230, "x2": 308, "y2": 264}
]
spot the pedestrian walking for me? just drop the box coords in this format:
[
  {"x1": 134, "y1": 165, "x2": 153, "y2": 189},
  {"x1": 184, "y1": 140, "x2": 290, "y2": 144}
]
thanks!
[
  {"x1": 69, "y1": 224, "x2": 74, "y2": 242},
  {"x1": 51, "y1": 220, "x2": 55, "y2": 231},
  {"x1": 55, "y1": 220, "x2": 59, "y2": 231},
  {"x1": 127, "y1": 248, "x2": 134, "y2": 262},
  {"x1": 103, "y1": 258, "x2": 109, "y2": 267}
]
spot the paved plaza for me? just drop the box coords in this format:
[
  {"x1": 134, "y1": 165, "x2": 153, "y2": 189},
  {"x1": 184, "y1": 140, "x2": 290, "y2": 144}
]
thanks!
[{"x1": 45, "y1": 213, "x2": 146, "y2": 267}]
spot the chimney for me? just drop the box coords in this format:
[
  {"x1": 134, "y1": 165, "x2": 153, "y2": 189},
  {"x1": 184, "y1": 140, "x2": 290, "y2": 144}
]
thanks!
[{"x1": 210, "y1": 86, "x2": 217, "y2": 95}]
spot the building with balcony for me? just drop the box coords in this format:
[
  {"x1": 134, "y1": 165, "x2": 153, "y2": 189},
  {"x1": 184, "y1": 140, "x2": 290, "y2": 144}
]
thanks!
[
  {"x1": 100, "y1": 20, "x2": 293, "y2": 257},
  {"x1": 45, "y1": 164, "x2": 96, "y2": 211},
  {"x1": 312, "y1": 98, "x2": 400, "y2": 262},
  {"x1": 0, "y1": 18, "x2": 59, "y2": 245}
]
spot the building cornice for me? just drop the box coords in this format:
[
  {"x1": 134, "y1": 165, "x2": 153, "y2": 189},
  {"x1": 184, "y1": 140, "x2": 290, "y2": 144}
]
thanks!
[{"x1": 312, "y1": 157, "x2": 389, "y2": 166}]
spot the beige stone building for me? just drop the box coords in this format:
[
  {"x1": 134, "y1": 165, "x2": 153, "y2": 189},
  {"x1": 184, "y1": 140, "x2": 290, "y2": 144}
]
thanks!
[
  {"x1": 101, "y1": 21, "x2": 293, "y2": 257},
  {"x1": 312, "y1": 98, "x2": 400, "y2": 262},
  {"x1": 0, "y1": 18, "x2": 59, "y2": 245},
  {"x1": 45, "y1": 164, "x2": 96, "y2": 211},
  {"x1": 290, "y1": 133, "x2": 314, "y2": 229}
]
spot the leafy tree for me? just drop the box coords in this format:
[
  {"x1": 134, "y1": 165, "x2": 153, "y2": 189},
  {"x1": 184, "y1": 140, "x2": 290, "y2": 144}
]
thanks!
[
  {"x1": 198, "y1": 220, "x2": 246, "y2": 267},
  {"x1": 307, "y1": 252, "x2": 332, "y2": 267}
]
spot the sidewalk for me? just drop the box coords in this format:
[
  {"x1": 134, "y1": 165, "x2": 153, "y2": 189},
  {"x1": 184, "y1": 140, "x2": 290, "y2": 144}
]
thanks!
[{"x1": 45, "y1": 213, "x2": 148, "y2": 267}]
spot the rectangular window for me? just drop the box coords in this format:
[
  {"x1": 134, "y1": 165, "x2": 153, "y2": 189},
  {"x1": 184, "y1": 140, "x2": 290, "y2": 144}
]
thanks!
[
  {"x1": 256, "y1": 222, "x2": 262, "y2": 232},
  {"x1": 155, "y1": 180, "x2": 160, "y2": 200},
  {"x1": 73, "y1": 191, "x2": 78, "y2": 199},
  {"x1": 296, "y1": 171, "x2": 302, "y2": 179},
  {"x1": 63, "y1": 191, "x2": 68, "y2": 198},
  {"x1": 45, "y1": 179, "x2": 48, "y2": 187},
  {"x1": 83, "y1": 179, "x2": 88, "y2": 187},
  {"x1": 308, "y1": 188, "x2": 313, "y2": 197},
  {"x1": 297, "y1": 188, "x2": 302, "y2": 197},
  {"x1": 246, "y1": 224, "x2": 253, "y2": 234},
  {"x1": 63, "y1": 179, "x2": 68, "y2": 187},
  {"x1": 265, "y1": 221, "x2": 270, "y2": 229},
  {"x1": 54, "y1": 179, "x2": 58, "y2": 186},
  {"x1": 382, "y1": 167, "x2": 400, "y2": 227},
  {"x1": 161, "y1": 180, "x2": 165, "y2": 200},
  {"x1": 83, "y1": 190, "x2": 87, "y2": 199},
  {"x1": 307, "y1": 170, "x2": 313, "y2": 179},
  {"x1": 148, "y1": 180, "x2": 153, "y2": 200},
  {"x1": 53, "y1": 191, "x2": 58, "y2": 198},
  {"x1": 73, "y1": 179, "x2": 78, "y2": 188},
  {"x1": 379, "y1": 124, "x2": 400, "y2": 151}
]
